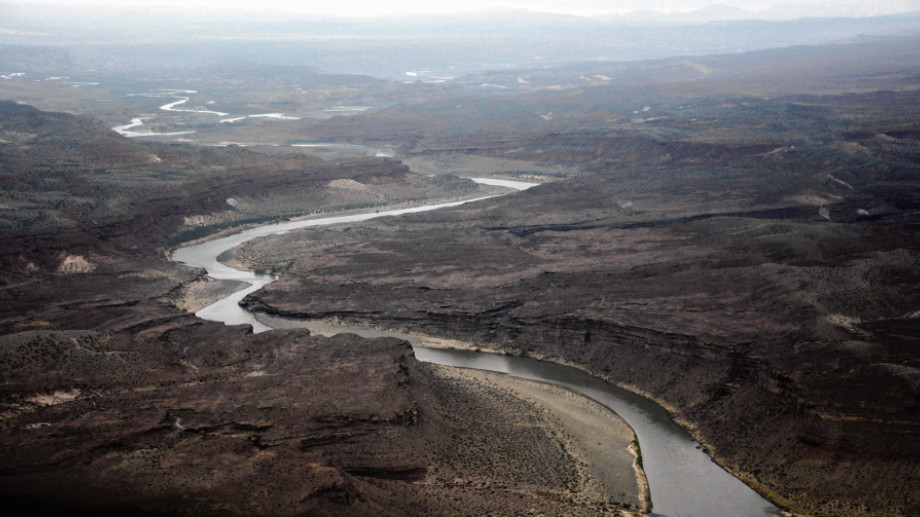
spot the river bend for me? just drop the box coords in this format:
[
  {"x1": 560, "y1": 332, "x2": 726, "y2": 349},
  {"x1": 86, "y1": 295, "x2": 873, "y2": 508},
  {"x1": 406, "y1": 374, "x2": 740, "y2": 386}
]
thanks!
[{"x1": 172, "y1": 179, "x2": 779, "y2": 517}]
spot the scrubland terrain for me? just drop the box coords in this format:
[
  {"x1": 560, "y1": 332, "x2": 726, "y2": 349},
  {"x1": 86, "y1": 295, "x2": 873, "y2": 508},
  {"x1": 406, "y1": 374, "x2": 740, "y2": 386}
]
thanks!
[
  {"x1": 1, "y1": 22, "x2": 919, "y2": 517},
  {"x1": 0, "y1": 101, "x2": 639, "y2": 515},
  {"x1": 235, "y1": 37, "x2": 920, "y2": 516},
  {"x1": 1, "y1": 329, "x2": 643, "y2": 516}
]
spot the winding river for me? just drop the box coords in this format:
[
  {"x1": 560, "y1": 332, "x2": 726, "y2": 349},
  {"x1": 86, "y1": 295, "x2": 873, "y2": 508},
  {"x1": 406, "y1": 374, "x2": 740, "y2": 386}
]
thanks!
[{"x1": 172, "y1": 179, "x2": 779, "y2": 517}]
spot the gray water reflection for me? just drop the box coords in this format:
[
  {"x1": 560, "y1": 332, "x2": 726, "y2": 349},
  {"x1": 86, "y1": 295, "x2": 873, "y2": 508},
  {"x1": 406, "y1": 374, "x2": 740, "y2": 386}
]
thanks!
[{"x1": 414, "y1": 347, "x2": 778, "y2": 517}]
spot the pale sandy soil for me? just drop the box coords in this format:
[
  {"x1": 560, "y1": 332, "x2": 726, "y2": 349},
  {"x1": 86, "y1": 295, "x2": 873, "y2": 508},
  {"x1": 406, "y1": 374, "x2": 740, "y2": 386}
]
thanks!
[
  {"x1": 177, "y1": 278, "x2": 248, "y2": 313},
  {"x1": 443, "y1": 367, "x2": 647, "y2": 511},
  {"x1": 255, "y1": 314, "x2": 649, "y2": 513}
]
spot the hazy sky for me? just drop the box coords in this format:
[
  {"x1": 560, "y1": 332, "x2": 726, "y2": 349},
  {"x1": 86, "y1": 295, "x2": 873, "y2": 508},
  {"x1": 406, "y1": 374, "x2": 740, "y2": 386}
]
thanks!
[{"x1": 7, "y1": 0, "x2": 920, "y2": 17}]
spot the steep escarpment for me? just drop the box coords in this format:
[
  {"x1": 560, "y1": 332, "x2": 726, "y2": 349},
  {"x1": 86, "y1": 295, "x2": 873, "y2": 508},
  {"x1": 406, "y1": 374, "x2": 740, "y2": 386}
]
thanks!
[
  {"x1": 0, "y1": 99, "x2": 498, "y2": 325},
  {"x1": 244, "y1": 197, "x2": 920, "y2": 515},
  {"x1": 240, "y1": 88, "x2": 920, "y2": 516},
  {"x1": 1, "y1": 328, "x2": 422, "y2": 515},
  {"x1": 0, "y1": 100, "x2": 494, "y2": 267},
  {"x1": 6, "y1": 32, "x2": 920, "y2": 516},
  {"x1": 1, "y1": 103, "x2": 644, "y2": 516},
  {"x1": 2, "y1": 326, "x2": 643, "y2": 516}
]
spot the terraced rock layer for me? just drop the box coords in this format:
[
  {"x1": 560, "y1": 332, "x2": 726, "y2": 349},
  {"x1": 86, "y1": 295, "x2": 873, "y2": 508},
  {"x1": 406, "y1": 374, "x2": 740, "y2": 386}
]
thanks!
[
  {"x1": 0, "y1": 102, "x2": 642, "y2": 516},
  {"x1": 240, "y1": 97, "x2": 920, "y2": 516}
]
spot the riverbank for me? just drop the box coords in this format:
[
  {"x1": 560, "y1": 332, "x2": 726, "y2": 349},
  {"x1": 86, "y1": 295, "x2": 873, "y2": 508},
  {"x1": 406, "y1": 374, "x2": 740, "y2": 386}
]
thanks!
[
  {"x1": 231, "y1": 143, "x2": 919, "y2": 516},
  {"x1": 171, "y1": 186, "x2": 660, "y2": 514},
  {"x1": 173, "y1": 277, "x2": 249, "y2": 313},
  {"x1": 443, "y1": 367, "x2": 649, "y2": 512},
  {"x1": 165, "y1": 174, "x2": 514, "y2": 259},
  {"x1": 400, "y1": 364, "x2": 650, "y2": 515},
  {"x1": 246, "y1": 311, "x2": 781, "y2": 516},
  {"x1": 235, "y1": 314, "x2": 649, "y2": 511},
  {"x1": 173, "y1": 177, "x2": 785, "y2": 516}
]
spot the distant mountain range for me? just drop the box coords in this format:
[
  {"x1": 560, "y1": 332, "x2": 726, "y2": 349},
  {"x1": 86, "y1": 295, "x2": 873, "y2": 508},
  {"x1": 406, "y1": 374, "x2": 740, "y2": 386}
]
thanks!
[
  {"x1": 611, "y1": 2, "x2": 920, "y2": 24},
  {"x1": 1, "y1": 3, "x2": 919, "y2": 78},
  {"x1": 2, "y1": 2, "x2": 920, "y2": 33}
]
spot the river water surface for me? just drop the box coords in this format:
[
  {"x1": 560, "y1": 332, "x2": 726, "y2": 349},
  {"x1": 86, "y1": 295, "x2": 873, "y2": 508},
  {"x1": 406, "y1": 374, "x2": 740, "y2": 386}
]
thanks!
[{"x1": 172, "y1": 179, "x2": 779, "y2": 517}]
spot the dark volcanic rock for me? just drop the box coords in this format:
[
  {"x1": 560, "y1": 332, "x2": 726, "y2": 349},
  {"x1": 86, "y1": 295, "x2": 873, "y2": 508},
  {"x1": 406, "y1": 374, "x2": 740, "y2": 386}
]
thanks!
[
  {"x1": 241, "y1": 86, "x2": 920, "y2": 516},
  {"x1": 0, "y1": 103, "x2": 627, "y2": 516},
  {"x1": 0, "y1": 324, "x2": 632, "y2": 516},
  {"x1": 1, "y1": 329, "x2": 415, "y2": 515}
]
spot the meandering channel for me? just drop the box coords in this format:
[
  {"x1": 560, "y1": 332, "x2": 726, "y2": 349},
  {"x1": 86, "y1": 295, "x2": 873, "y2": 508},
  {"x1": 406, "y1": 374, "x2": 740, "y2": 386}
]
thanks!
[{"x1": 172, "y1": 179, "x2": 779, "y2": 517}]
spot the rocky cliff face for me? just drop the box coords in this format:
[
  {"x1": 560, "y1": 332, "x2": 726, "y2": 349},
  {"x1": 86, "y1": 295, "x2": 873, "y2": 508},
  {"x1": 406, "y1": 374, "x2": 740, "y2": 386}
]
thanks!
[
  {"x1": 2, "y1": 314, "x2": 647, "y2": 516},
  {"x1": 240, "y1": 104, "x2": 920, "y2": 515},
  {"x1": 2, "y1": 327, "x2": 417, "y2": 515},
  {"x1": 243, "y1": 215, "x2": 920, "y2": 515},
  {"x1": 1, "y1": 103, "x2": 641, "y2": 516}
]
